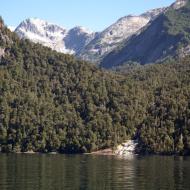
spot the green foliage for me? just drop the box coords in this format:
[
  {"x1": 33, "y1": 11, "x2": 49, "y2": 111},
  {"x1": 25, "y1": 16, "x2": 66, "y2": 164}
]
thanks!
[
  {"x1": 126, "y1": 58, "x2": 190, "y2": 155},
  {"x1": 165, "y1": 2, "x2": 190, "y2": 41},
  {"x1": 0, "y1": 25, "x2": 144, "y2": 153},
  {"x1": 0, "y1": 23, "x2": 190, "y2": 155}
]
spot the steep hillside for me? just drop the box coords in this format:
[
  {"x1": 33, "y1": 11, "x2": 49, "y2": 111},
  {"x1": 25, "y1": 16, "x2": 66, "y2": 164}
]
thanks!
[
  {"x1": 101, "y1": 0, "x2": 190, "y2": 68},
  {"x1": 78, "y1": 8, "x2": 165, "y2": 63},
  {"x1": 1, "y1": 17, "x2": 190, "y2": 155},
  {"x1": 0, "y1": 19, "x2": 147, "y2": 153}
]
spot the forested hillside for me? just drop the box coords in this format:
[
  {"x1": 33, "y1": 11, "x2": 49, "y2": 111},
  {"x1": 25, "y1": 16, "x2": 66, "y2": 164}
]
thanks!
[
  {"x1": 0, "y1": 18, "x2": 148, "y2": 153},
  {"x1": 0, "y1": 17, "x2": 190, "y2": 155},
  {"x1": 117, "y1": 59, "x2": 190, "y2": 155}
]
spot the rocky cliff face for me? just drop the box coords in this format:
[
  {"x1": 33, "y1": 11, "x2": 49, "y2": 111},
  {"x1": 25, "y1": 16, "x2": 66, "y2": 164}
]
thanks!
[{"x1": 78, "y1": 8, "x2": 165, "y2": 63}]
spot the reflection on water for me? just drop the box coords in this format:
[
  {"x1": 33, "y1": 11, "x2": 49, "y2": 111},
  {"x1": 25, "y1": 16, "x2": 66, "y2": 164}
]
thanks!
[{"x1": 0, "y1": 154, "x2": 190, "y2": 190}]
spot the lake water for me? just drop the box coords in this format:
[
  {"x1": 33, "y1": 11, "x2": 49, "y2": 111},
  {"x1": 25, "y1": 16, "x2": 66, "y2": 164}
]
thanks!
[{"x1": 0, "y1": 154, "x2": 190, "y2": 190}]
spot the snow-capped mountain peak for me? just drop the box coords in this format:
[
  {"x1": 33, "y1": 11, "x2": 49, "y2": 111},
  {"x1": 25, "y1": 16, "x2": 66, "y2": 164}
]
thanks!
[
  {"x1": 16, "y1": 18, "x2": 65, "y2": 37},
  {"x1": 15, "y1": 18, "x2": 94, "y2": 54},
  {"x1": 26, "y1": 17, "x2": 48, "y2": 26}
]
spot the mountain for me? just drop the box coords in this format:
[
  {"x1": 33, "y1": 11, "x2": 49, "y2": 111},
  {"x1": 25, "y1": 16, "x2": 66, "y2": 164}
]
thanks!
[
  {"x1": 78, "y1": 8, "x2": 165, "y2": 63},
  {"x1": 15, "y1": 18, "x2": 95, "y2": 54},
  {"x1": 1, "y1": 17, "x2": 190, "y2": 155},
  {"x1": 101, "y1": 0, "x2": 190, "y2": 68},
  {"x1": 14, "y1": 8, "x2": 165, "y2": 63},
  {"x1": 14, "y1": 1, "x2": 186, "y2": 66},
  {"x1": 64, "y1": 26, "x2": 96, "y2": 53}
]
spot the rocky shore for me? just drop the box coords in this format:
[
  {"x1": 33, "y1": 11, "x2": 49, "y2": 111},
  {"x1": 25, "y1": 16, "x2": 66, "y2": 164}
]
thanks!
[
  {"x1": 90, "y1": 140, "x2": 139, "y2": 156},
  {"x1": 114, "y1": 140, "x2": 138, "y2": 156}
]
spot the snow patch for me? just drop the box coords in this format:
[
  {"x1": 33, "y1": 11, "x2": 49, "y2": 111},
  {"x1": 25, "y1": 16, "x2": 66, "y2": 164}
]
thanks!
[{"x1": 15, "y1": 18, "x2": 94, "y2": 55}]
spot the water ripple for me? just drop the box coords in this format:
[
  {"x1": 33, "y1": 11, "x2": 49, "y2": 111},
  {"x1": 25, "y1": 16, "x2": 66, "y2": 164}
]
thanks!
[{"x1": 0, "y1": 154, "x2": 190, "y2": 190}]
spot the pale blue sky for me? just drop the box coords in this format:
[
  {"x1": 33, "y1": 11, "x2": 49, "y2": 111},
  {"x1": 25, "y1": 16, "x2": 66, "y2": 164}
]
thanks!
[{"x1": 1, "y1": 0, "x2": 175, "y2": 31}]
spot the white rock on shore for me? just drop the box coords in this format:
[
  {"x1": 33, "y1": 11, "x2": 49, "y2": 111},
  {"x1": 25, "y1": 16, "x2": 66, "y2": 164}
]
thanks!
[{"x1": 114, "y1": 140, "x2": 138, "y2": 156}]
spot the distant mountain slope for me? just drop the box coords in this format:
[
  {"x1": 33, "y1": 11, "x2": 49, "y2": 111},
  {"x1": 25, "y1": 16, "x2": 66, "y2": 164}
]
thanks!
[
  {"x1": 101, "y1": 0, "x2": 190, "y2": 68},
  {"x1": 15, "y1": 18, "x2": 95, "y2": 54},
  {"x1": 78, "y1": 8, "x2": 165, "y2": 63},
  {"x1": 14, "y1": 8, "x2": 165, "y2": 63},
  {"x1": 64, "y1": 26, "x2": 96, "y2": 53}
]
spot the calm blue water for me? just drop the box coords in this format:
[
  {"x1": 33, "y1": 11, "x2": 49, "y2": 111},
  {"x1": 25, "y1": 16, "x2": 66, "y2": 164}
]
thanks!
[{"x1": 0, "y1": 154, "x2": 190, "y2": 190}]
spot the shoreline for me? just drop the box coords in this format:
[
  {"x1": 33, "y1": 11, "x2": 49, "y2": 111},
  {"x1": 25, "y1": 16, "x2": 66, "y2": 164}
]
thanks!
[
  {"x1": 0, "y1": 148, "x2": 116, "y2": 156},
  {"x1": 0, "y1": 141, "x2": 187, "y2": 156},
  {"x1": 0, "y1": 151, "x2": 188, "y2": 156},
  {"x1": 85, "y1": 148, "x2": 115, "y2": 156}
]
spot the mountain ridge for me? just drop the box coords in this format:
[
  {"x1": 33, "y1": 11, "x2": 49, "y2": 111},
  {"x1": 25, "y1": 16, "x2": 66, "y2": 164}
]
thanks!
[
  {"x1": 15, "y1": 18, "x2": 95, "y2": 54},
  {"x1": 100, "y1": 0, "x2": 190, "y2": 68},
  {"x1": 77, "y1": 8, "x2": 165, "y2": 63},
  {"x1": 14, "y1": 7, "x2": 166, "y2": 63}
]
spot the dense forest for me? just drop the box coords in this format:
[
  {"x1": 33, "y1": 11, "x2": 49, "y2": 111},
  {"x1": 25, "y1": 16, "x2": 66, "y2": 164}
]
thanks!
[{"x1": 0, "y1": 17, "x2": 190, "y2": 155}]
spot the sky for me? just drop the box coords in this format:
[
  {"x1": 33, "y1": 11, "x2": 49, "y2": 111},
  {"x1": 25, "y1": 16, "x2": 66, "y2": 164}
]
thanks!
[{"x1": 1, "y1": 0, "x2": 175, "y2": 32}]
